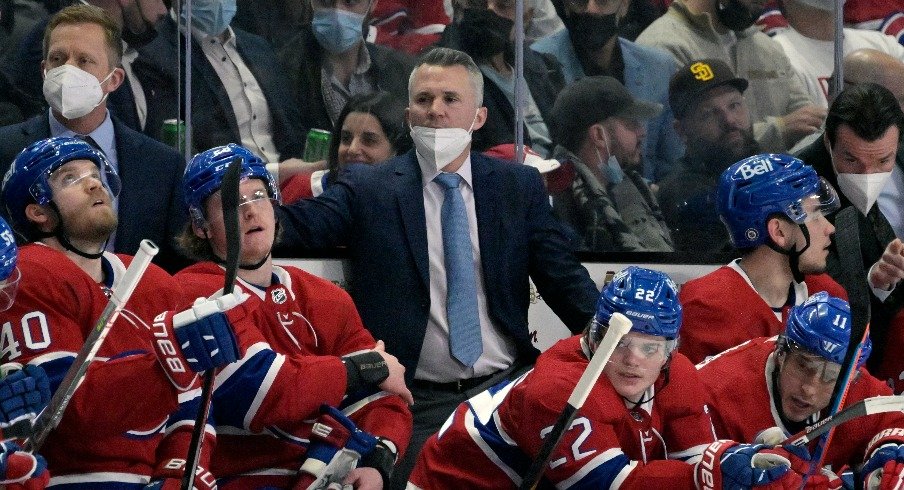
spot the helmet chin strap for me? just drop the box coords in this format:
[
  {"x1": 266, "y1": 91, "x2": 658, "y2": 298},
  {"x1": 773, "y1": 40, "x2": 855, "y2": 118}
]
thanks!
[
  {"x1": 765, "y1": 224, "x2": 811, "y2": 284},
  {"x1": 40, "y1": 203, "x2": 107, "y2": 260}
]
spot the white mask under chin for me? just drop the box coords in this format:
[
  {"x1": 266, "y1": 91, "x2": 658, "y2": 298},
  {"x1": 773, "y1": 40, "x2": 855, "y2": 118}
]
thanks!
[
  {"x1": 410, "y1": 112, "x2": 479, "y2": 172},
  {"x1": 42, "y1": 65, "x2": 112, "y2": 119},
  {"x1": 836, "y1": 171, "x2": 892, "y2": 216}
]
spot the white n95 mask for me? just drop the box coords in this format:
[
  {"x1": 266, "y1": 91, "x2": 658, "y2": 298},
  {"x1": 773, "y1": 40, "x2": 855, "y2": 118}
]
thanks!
[
  {"x1": 836, "y1": 171, "x2": 892, "y2": 216},
  {"x1": 410, "y1": 111, "x2": 479, "y2": 172},
  {"x1": 42, "y1": 65, "x2": 113, "y2": 120}
]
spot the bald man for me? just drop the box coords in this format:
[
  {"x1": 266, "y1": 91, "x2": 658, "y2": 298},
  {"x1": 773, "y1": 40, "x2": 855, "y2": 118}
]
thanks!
[{"x1": 841, "y1": 48, "x2": 904, "y2": 108}]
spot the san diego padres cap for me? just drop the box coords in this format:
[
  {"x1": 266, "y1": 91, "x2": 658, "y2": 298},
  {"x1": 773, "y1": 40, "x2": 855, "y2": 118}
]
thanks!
[{"x1": 668, "y1": 59, "x2": 749, "y2": 120}]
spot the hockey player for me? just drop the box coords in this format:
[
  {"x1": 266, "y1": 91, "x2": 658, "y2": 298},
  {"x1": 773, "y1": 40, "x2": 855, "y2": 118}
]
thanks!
[
  {"x1": 0, "y1": 216, "x2": 51, "y2": 489},
  {"x1": 0, "y1": 136, "x2": 243, "y2": 488},
  {"x1": 408, "y1": 266, "x2": 808, "y2": 489},
  {"x1": 698, "y1": 291, "x2": 904, "y2": 486},
  {"x1": 678, "y1": 153, "x2": 847, "y2": 364},
  {"x1": 174, "y1": 143, "x2": 413, "y2": 489}
]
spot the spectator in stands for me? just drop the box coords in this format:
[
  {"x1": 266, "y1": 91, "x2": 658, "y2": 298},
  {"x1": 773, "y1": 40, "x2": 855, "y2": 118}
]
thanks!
[
  {"x1": 636, "y1": 0, "x2": 826, "y2": 153},
  {"x1": 233, "y1": 0, "x2": 305, "y2": 51},
  {"x1": 525, "y1": 0, "x2": 565, "y2": 41},
  {"x1": 368, "y1": 0, "x2": 450, "y2": 55},
  {"x1": 133, "y1": 0, "x2": 306, "y2": 164},
  {"x1": 532, "y1": 0, "x2": 682, "y2": 182},
  {"x1": 795, "y1": 82, "x2": 904, "y2": 377},
  {"x1": 548, "y1": 75, "x2": 673, "y2": 252},
  {"x1": 483, "y1": 143, "x2": 562, "y2": 182},
  {"x1": 773, "y1": 0, "x2": 904, "y2": 108},
  {"x1": 440, "y1": 0, "x2": 564, "y2": 157},
  {"x1": 0, "y1": 4, "x2": 186, "y2": 272},
  {"x1": 277, "y1": 0, "x2": 416, "y2": 138},
  {"x1": 679, "y1": 154, "x2": 845, "y2": 364},
  {"x1": 280, "y1": 91, "x2": 411, "y2": 203},
  {"x1": 841, "y1": 48, "x2": 904, "y2": 109},
  {"x1": 659, "y1": 59, "x2": 760, "y2": 253}
]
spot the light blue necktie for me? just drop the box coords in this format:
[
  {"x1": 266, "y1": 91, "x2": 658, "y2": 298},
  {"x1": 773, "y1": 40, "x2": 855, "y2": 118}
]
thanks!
[{"x1": 434, "y1": 172, "x2": 482, "y2": 367}]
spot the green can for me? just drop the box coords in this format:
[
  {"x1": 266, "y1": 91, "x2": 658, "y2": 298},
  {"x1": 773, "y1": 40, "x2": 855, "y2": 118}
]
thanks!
[
  {"x1": 161, "y1": 119, "x2": 186, "y2": 153},
  {"x1": 303, "y1": 128, "x2": 332, "y2": 162}
]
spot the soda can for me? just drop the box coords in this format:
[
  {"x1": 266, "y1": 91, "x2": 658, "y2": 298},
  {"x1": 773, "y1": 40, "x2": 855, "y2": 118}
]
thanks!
[
  {"x1": 161, "y1": 119, "x2": 186, "y2": 153},
  {"x1": 303, "y1": 128, "x2": 332, "y2": 162}
]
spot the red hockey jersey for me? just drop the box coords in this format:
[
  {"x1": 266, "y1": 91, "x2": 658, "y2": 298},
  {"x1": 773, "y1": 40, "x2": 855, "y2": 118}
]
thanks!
[
  {"x1": 679, "y1": 260, "x2": 847, "y2": 364},
  {"x1": 175, "y1": 262, "x2": 412, "y2": 488},
  {"x1": 0, "y1": 244, "x2": 184, "y2": 488},
  {"x1": 698, "y1": 336, "x2": 904, "y2": 470},
  {"x1": 409, "y1": 335, "x2": 716, "y2": 489}
]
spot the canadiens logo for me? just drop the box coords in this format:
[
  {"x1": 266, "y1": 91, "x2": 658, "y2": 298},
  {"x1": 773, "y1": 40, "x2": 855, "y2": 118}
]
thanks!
[{"x1": 271, "y1": 287, "x2": 287, "y2": 304}]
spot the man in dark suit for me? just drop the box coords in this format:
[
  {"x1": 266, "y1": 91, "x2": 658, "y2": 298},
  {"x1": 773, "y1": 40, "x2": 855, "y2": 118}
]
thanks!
[
  {"x1": 795, "y1": 83, "x2": 904, "y2": 375},
  {"x1": 0, "y1": 4, "x2": 186, "y2": 272},
  {"x1": 274, "y1": 47, "x2": 599, "y2": 488},
  {"x1": 133, "y1": 4, "x2": 305, "y2": 162}
]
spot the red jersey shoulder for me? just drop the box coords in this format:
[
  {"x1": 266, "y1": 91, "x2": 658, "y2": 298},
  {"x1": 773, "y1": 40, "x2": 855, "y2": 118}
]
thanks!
[
  {"x1": 281, "y1": 266, "x2": 355, "y2": 308},
  {"x1": 697, "y1": 337, "x2": 773, "y2": 395},
  {"x1": 653, "y1": 353, "x2": 710, "y2": 415},
  {"x1": 679, "y1": 266, "x2": 738, "y2": 301},
  {"x1": 803, "y1": 274, "x2": 848, "y2": 301}
]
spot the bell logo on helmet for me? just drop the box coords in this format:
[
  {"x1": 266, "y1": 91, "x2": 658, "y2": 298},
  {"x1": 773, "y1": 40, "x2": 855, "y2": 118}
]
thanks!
[
  {"x1": 691, "y1": 62, "x2": 715, "y2": 81},
  {"x1": 738, "y1": 158, "x2": 775, "y2": 180}
]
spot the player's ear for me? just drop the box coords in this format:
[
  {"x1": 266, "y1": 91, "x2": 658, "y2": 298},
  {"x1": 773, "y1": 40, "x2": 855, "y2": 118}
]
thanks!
[
  {"x1": 766, "y1": 216, "x2": 790, "y2": 247},
  {"x1": 191, "y1": 221, "x2": 208, "y2": 240},
  {"x1": 24, "y1": 203, "x2": 55, "y2": 232}
]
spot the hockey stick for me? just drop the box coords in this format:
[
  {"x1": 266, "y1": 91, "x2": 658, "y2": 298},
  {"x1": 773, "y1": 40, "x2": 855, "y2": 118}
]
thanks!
[
  {"x1": 181, "y1": 157, "x2": 242, "y2": 490},
  {"x1": 806, "y1": 206, "x2": 872, "y2": 477},
  {"x1": 519, "y1": 312, "x2": 632, "y2": 490},
  {"x1": 22, "y1": 239, "x2": 159, "y2": 452},
  {"x1": 783, "y1": 395, "x2": 904, "y2": 447}
]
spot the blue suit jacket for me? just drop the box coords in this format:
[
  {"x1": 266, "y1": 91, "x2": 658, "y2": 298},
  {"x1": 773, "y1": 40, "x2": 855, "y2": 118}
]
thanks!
[
  {"x1": 274, "y1": 150, "x2": 599, "y2": 378},
  {"x1": 0, "y1": 113, "x2": 189, "y2": 273}
]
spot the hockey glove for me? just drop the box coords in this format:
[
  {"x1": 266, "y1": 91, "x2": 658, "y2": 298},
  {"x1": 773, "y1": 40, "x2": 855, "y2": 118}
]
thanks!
[
  {"x1": 0, "y1": 441, "x2": 49, "y2": 490},
  {"x1": 0, "y1": 364, "x2": 49, "y2": 426},
  {"x1": 151, "y1": 292, "x2": 246, "y2": 391},
  {"x1": 144, "y1": 458, "x2": 217, "y2": 490},
  {"x1": 294, "y1": 404, "x2": 390, "y2": 490},
  {"x1": 694, "y1": 441, "x2": 802, "y2": 490},
  {"x1": 780, "y1": 444, "x2": 844, "y2": 490},
  {"x1": 862, "y1": 430, "x2": 904, "y2": 490}
]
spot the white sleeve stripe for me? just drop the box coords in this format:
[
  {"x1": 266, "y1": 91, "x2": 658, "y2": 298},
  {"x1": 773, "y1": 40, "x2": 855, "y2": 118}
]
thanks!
[
  {"x1": 557, "y1": 448, "x2": 627, "y2": 489},
  {"x1": 464, "y1": 408, "x2": 523, "y2": 486},
  {"x1": 410, "y1": 24, "x2": 446, "y2": 35},
  {"x1": 215, "y1": 342, "x2": 271, "y2": 389},
  {"x1": 669, "y1": 443, "x2": 709, "y2": 463},
  {"x1": 341, "y1": 391, "x2": 392, "y2": 416},
  {"x1": 244, "y1": 353, "x2": 284, "y2": 429},
  {"x1": 177, "y1": 386, "x2": 202, "y2": 403},
  {"x1": 608, "y1": 460, "x2": 638, "y2": 490},
  {"x1": 30, "y1": 351, "x2": 76, "y2": 365}
]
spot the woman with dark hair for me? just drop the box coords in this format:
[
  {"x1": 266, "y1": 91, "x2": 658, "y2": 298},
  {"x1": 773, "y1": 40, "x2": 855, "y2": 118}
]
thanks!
[{"x1": 280, "y1": 91, "x2": 411, "y2": 203}]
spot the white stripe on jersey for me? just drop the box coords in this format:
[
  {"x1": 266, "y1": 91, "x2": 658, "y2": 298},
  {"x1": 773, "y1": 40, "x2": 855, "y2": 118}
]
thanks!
[
  {"x1": 606, "y1": 460, "x2": 638, "y2": 490},
  {"x1": 244, "y1": 352, "x2": 284, "y2": 428},
  {"x1": 559, "y1": 448, "x2": 628, "y2": 489},
  {"x1": 49, "y1": 471, "x2": 150, "y2": 486},
  {"x1": 464, "y1": 408, "x2": 523, "y2": 486},
  {"x1": 215, "y1": 342, "x2": 271, "y2": 390},
  {"x1": 341, "y1": 391, "x2": 392, "y2": 416}
]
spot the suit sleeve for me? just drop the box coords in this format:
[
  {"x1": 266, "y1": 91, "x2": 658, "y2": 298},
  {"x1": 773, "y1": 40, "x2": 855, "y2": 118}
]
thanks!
[
  {"x1": 273, "y1": 178, "x2": 355, "y2": 254},
  {"x1": 524, "y1": 167, "x2": 599, "y2": 333}
]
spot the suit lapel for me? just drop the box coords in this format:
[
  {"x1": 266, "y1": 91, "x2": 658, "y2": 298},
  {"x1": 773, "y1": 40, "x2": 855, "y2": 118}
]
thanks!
[
  {"x1": 472, "y1": 154, "x2": 501, "y2": 288},
  {"x1": 111, "y1": 118, "x2": 142, "y2": 254},
  {"x1": 395, "y1": 153, "x2": 430, "y2": 290}
]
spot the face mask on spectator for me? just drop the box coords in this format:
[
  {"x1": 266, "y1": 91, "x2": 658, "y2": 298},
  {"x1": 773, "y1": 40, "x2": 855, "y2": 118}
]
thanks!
[
  {"x1": 595, "y1": 132, "x2": 624, "y2": 185},
  {"x1": 564, "y1": 11, "x2": 620, "y2": 53},
  {"x1": 835, "y1": 171, "x2": 892, "y2": 216},
  {"x1": 458, "y1": 8, "x2": 514, "y2": 61},
  {"x1": 312, "y1": 8, "x2": 365, "y2": 54},
  {"x1": 410, "y1": 111, "x2": 479, "y2": 172},
  {"x1": 715, "y1": 0, "x2": 758, "y2": 31},
  {"x1": 183, "y1": 0, "x2": 237, "y2": 36},
  {"x1": 42, "y1": 64, "x2": 114, "y2": 119}
]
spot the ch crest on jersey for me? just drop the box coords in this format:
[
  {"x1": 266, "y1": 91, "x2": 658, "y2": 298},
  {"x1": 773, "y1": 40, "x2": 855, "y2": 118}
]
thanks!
[{"x1": 271, "y1": 287, "x2": 287, "y2": 304}]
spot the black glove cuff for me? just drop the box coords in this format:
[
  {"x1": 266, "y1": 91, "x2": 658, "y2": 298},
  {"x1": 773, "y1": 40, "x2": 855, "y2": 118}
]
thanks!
[
  {"x1": 360, "y1": 439, "x2": 396, "y2": 484},
  {"x1": 342, "y1": 351, "x2": 389, "y2": 394}
]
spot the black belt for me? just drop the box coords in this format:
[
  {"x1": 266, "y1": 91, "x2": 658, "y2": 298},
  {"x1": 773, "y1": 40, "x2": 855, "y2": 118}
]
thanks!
[{"x1": 410, "y1": 373, "x2": 497, "y2": 394}]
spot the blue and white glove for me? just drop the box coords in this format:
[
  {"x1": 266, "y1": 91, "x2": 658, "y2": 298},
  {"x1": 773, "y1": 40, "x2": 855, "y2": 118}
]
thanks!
[
  {"x1": 695, "y1": 441, "x2": 802, "y2": 489},
  {"x1": 151, "y1": 292, "x2": 247, "y2": 391},
  {"x1": 863, "y1": 440, "x2": 904, "y2": 490},
  {"x1": 295, "y1": 405, "x2": 382, "y2": 490},
  {"x1": 0, "y1": 440, "x2": 49, "y2": 489},
  {"x1": 0, "y1": 364, "x2": 50, "y2": 426}
]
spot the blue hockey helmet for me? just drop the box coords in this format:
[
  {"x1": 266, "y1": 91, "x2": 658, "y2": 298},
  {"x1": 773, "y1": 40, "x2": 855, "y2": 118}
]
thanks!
[
  {"x1": 717, "y1": 154, "x2": 839, "y2": 249},
  {"x1": 589, "y1": 267, "x2": 682, "y2": 353},
  {"x1": 1, "y1": 137, "x2": 121, "y2": 237},
  {"x1": 0, "y1": 216, "x2": 20, "y2": 311},
  {"x1": 783, "y1": 292, "x2": 870, "y2": 369},
  {"x1": 183, "y1": 143, "x2": 280, "y2": 226}
]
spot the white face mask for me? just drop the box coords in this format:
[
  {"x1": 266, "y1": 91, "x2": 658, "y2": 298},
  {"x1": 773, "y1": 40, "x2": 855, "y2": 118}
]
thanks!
[
  {"x1": 410, "y1": 111, "x2": 479, "y2": 172},
  {"x1": 836, "y1": 171, "x2": 892, "y2": 216},
  {"x1": 42, "y1": 65, "x2": 114, "y2": 119}
]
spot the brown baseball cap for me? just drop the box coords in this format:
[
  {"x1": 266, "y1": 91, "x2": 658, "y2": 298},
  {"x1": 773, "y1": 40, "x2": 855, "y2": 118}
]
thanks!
[{"x1": 669, "y1": 59, "x2": 749, "y2": 120}]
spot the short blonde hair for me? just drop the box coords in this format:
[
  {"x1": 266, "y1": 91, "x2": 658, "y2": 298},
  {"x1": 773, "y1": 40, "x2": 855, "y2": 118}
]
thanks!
[{"x1": 43, "y1": 4, "x2": 123, "y2": 69}]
